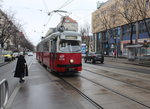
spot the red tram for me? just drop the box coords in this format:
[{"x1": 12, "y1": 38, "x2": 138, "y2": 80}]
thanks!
[{"x1": 36, "y1": 31, "x2": 82, "y2": 73}]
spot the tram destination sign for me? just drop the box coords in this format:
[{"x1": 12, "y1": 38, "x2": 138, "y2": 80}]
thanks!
[{"x1": 66, "y1": 36, "x2": 77, "y2": 40}]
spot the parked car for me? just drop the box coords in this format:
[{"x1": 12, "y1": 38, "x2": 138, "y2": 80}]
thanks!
[
  {"x1": 3, "y1": 54, "x2": 13, "y2": 61},
  {"x1": 84, "y1": 52, "x2": 104, "y2": 64}
]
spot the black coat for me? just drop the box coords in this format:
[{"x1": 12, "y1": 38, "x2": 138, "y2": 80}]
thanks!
[{"x1": 14, "y1": 55, "x2": 28, "y2": 78}]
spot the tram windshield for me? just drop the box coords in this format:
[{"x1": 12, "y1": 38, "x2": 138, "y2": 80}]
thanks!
[{"x1": 59, "y1": 40, "x2": 81, "y2": 52}]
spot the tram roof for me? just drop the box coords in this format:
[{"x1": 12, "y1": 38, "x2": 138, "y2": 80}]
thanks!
[
  {"x1": 52, "y1": 31, "x2": 81, "y2": 36},
  {"x1": 37, "y1": 31, "x2": 81, "y2": 45}
]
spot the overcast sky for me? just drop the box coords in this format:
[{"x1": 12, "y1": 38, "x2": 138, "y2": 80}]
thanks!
[{"x1": 2, "y1": 0, "x2": 107, "y2": 46}]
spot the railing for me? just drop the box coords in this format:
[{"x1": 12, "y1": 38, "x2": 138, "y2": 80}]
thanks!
[{"x1": 0, "y1": 79, "x2": 9, "y2": 109}]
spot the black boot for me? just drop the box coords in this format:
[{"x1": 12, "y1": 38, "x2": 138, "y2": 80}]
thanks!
[{"x1": 19, "y1": 78, "x2": 25, "y2": 83}]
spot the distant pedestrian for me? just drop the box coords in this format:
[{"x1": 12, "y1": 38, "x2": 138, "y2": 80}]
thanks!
[
  {"x1": 14, "y1": 53, "x2": 28, "y2": 83},
  {"x1": 114, "y1": 50, "x2": 117, "y2": 58}
]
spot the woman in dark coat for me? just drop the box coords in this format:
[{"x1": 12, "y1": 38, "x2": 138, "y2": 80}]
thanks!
[{"x1": 14, "y1": 54, "x2": 28, "y2": 83}]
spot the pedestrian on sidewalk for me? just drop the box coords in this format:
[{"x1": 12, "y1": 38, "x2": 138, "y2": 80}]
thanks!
[
  {"x1": 114, "y1": 50, "x2": 117, "y2": 58},
  {"x1": 14, "y1": 53, "x2": 28, "y2": 83}
]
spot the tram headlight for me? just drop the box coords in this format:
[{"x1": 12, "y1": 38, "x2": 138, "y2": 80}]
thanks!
[{"x1": 70, "y1": 59, "x2": 74, "y2": 64}]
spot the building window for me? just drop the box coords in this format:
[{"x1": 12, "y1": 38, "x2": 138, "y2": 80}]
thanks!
[
  {"x1": 139, "y1": 21, "x2": 146, "y2": 33},
  {"x1": 109, "y1": 29, "x2": 115, "y2": 38},
  {"x1": 146, "y1": 19, "x2": 150, "y2": 31},
  {"x1": 106, "y1": 31, "x2": 109, "y2": 40},
  {"x1": 122, "y1": 25, "x2": 128, "y2": 36},
  {"x1": 132, "y1": 23, "x2": 136, "y2": 34},
  {"x1": 97, "y1": 32, "x2": 101, "y2": 40},
  {"x1": 122, "y1": 24, "x2": 135, "y2": 36}
]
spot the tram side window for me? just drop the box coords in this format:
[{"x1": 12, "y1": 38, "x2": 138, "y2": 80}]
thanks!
[
  {"x1": 37, "y1": 45, "x2": 40, "y2": 52},
  {"x1": 37, "y1": 44, "x2": 43, "y2": 52},
  {"x1": 51, "y1": 38, "x2": 57, "y2": 53},
  {"x1": 43, "y1": 41, "x2": 49, "y2": 51}
]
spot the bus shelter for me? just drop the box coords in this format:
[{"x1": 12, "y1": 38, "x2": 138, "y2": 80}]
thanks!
[{"x1": 126, "y1": 44, "x2": 150, "y2": 62}]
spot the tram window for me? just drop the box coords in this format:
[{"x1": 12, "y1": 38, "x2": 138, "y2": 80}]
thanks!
[
  {"x1": 59, "y1": 40, "x2": 81, "y2": 52},
  {"x1": 51, "y1": 38, "x2": 57, "y2": 53},
  {"x1": 43, "y1": 41, "x2": 49, "y2": 51},
  {"x1": 37, "y1": 44, "x2": 43, "y2": 52},
  {"x1": 37, "y1": 45, "x2": 39, "y2": 51}
]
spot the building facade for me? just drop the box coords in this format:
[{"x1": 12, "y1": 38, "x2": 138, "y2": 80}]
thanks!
[
  {"x1": 92, "y1": 0, "x2": 150, "y2": 57},
  {"x1": 57, "y1": 16, "x2": 78, "y2": 32}
]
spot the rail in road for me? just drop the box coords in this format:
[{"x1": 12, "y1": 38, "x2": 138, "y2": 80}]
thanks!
[{"x1": 61, "y1": 70, "x2": 150, "y2": 109}]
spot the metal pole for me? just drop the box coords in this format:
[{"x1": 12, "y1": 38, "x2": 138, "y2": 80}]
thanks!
[
  {"x1": 0, "y1": 79, "x2": 9, "y2": 109},
  {"x1": 0, "y1": 84, "x2": 2, "y2": 108}
]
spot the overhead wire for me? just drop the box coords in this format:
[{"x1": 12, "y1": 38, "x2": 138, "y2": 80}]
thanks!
[
  {"x1": 41, "y1": 0, "x2": 74, "y2": 36},
  {"x1": 42, "y1": 0, "x2": 49, "y2": 12},
  {"x1": 2, "y1": 4, "x2": 48, "y2": 13},
  {"x1": 41, "y1": 13, "x2": 53, "y2": 34},
  {"x1": 40, "y1": 0, "x2": 52, "y2": 35},
  {"x1": 58, "y1": 0, "x2": 74, "y2": 10},
  {"x1": 39, "y1": 0, "x2": 78, "y2": 37}
]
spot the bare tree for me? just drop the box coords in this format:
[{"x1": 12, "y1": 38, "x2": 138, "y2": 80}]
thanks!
[
  {"x1": 0, "y1": 10, "x2": 17, "y2": 48},
  {"x1": 0, "y1": 9, "x2": 34, "y2": 52},
  {"x1": 79, "y1": 22, "x2": 90, "y2": 43},
  {"x1": 116, "y1": 0, "x2": 138, "y2": 44},
  {"x1": 97, "y1": 6, "x2": 118, "y2": 38},
  {"x1": 79, "y1": 22, "x2": 90, "y2": 51},
  {"x1": 94, "y1": 4, "x2": 121, "y2": 53},
  {"x1": 135, "y1": 0, "x2": 150, "y2": 38},
  {"x1": 80, "y1": 25, "x2": 87, "y2": 43}
]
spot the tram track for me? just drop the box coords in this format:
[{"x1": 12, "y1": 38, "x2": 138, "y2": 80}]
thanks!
[
  {"x1": 59, "y1": 77, "x2": 104, "y2": 109},
  {"x1": 102, "y1": 61, "x2": 150, "y2": 74},
  {"x1": 83, "y1": 63, "x2": 150, "y2": 82},
  {"x1": 83, "y1": 68, "x2": 150, "y2": 91},
  {"x1": 57, "y1": 62, "x2": 150, "y2": 108},
  {"x1": 45, "y1": 67, "x2": 104, "y2": 109},
  {"x1": 79, "y1": 74, "x2": 150, "y2": 109},
  {"x1": 44, "y1": 64, "x2": 150, "y2": 108},
  {"x1": 59, "y1": 73, "x2": 150, "y2": 109},
  {"x1": 43, "y1": 60, "x2": 150, "y2": 109}
]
